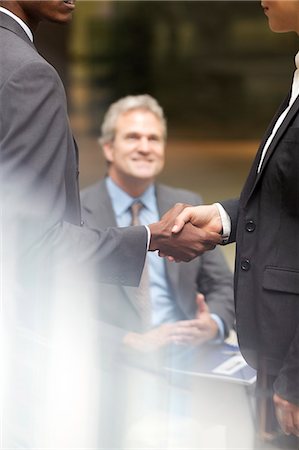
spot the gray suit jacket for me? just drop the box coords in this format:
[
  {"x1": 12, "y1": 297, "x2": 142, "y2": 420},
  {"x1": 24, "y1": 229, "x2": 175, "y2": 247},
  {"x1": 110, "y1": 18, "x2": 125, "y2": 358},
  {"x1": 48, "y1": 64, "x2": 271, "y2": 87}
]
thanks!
[
  {"x1": 0, "y1": 12, "x2": 147, "y2": 297},
  {"x1": 1, "y1": 14, "x2": 148, "y2": 447},
  {"x1": 81, "y1": 180, "x2": 235, "y2": 336}
]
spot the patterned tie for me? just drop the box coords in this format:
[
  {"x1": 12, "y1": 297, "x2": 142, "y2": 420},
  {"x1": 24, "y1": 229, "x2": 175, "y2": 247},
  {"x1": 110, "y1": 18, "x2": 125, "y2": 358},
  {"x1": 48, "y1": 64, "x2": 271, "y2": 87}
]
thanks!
[
  {"x1": 130, "y1": 201, "x2": 144, "y2": 226},
  {"x1": 130, "y1": 201, "x2": 152, "y2": 329}
]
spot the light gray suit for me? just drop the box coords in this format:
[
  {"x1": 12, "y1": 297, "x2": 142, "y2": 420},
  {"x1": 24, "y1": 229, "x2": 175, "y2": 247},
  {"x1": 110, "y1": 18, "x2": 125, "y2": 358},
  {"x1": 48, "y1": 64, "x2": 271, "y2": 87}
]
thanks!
[
  {"x1": 0, "y1": 13, "x2": 148, "y2": 447},
  {"x1": 81, "y1": 180, "x2": 235, "y2": 335}
]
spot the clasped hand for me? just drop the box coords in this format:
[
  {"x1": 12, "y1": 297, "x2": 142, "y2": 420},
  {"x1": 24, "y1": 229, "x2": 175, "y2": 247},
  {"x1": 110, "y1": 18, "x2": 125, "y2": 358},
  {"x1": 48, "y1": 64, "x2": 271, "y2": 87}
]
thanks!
[{"x1": 148, "y1": 203, "x2": 222, "y2": 262}]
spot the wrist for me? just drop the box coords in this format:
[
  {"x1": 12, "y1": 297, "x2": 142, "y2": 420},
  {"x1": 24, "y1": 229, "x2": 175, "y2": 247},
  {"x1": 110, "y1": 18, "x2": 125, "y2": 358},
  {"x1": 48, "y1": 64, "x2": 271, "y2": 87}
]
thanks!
[
  {"x1": 213, "y1": 203, "x2": 231, "y2": 243},
  {"x1": 123, "y1": 332, "x2": 143, "y2": 350},
  {"x1": 148, "y1": 222, "x2": 168, "y2": 251}
]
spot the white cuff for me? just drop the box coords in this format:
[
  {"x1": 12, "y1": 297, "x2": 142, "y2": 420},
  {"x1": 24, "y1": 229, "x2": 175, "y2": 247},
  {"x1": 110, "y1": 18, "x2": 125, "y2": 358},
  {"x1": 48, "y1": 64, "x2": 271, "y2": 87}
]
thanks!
[
  {"x1": 144, "y1": 225, "x2": 151, "y2": 250},
  {"x1": 214, "y1": 203, "x2": 231, "y2": 244}
]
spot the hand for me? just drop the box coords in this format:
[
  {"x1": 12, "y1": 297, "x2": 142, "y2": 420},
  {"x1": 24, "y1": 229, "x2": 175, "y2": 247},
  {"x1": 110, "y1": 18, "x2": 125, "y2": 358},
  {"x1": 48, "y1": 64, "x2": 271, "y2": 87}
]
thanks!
[
  {"x1": 195, "y1": 293, "x2": 219, "y2": 342},
  {"x1": 148, "y1": 203, "x2": 222, "y2": 262},
  {"x1": 169, "y1": 294, "x2": 219, "y2": 346},
  {"x1": 273, "y1": 393, "x2": 299, "y2": 437},
  {"x1": 123, "y1": 323, "x2": 178, "y2": 353},
  {"x1": 123, "y1": 295, "x2": 219, "y2": 352},
  {"x1": 172, "y1": 204, "x2": 222, "y2": 235}
]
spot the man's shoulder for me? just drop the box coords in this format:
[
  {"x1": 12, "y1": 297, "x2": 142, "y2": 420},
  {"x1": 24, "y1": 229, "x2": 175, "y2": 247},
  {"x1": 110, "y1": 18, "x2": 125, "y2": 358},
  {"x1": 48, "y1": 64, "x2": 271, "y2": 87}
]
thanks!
[
  {"x1": 1, "y1": 31, "x2": 35, "y2": 60},
  {"x1": 1, "y1": 15, "x2": 35, "y2": 56},
  {"x1": 81, "y1": 180, "x2": 105, "y2": 197},
  {"x1": 0, "y1": 26, "x2": 52, "y2": 83},
  {"x1": 156, "y1": 183, "x2": 203, "y2": 206}
]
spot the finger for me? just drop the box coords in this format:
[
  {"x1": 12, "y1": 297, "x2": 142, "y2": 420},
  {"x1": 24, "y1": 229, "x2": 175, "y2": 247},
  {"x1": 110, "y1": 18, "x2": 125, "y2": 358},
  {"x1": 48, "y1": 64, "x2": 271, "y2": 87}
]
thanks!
[
  {"x1": 196, "y1": 293, "x2": 208, "y2": 316},
  {"x1": 171, "y1": 335, "x2": 205, "y2": 346},
  {"x1": 286, "y1": 410, "x2": 299, "y2": 437},
  {"x1": 173, "y1": 319, "x2": 200, "y2": 328},
  {"x1": 171, "y1": 335, "x2": 194, "y2": 344},
  {"x1": 167, "y1": 256, "x2": 181, "y2": 263},
  {"x1": 171, "y1": 207, "x2": 192, "y2": 233},
  {"x1": 171, "y1": 326, "x2": 200, "y2": 338},
  {"x1": 274, "y1": 396, "x2": 294, "y2": 435},
  {"x1": 158, "y1": 252, "x2": 175, "y2": 262},
  {"x1": 204, "y1": 230, "x2": 223, "y2": 246},
  {"x1": 277, "y1": 407, "x2": 292, "y2": 435},
  {"x1": 158, "y1": 252, "x2": 181, "y2": 263},
  {"x1": 293, "y1": 408, "x2": 299, "y2": 436},
  {"x1": 158, "y1": 251, "x2": 166, "y2": 258}
]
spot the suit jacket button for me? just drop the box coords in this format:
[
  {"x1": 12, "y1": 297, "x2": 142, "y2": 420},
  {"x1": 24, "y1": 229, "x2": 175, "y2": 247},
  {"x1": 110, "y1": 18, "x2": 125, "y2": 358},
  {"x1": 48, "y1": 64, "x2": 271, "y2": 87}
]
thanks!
[
  {"x1": 245, "y1": 220, "x2": 255, "y2": 232},
  {"x1": 241, "y1": 259, "x2": 250, "y2": 271}
]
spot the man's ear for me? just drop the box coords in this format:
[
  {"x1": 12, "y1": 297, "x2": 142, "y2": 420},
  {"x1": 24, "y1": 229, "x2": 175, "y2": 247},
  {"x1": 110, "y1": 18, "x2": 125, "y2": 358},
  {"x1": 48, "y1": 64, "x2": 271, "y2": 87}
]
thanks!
[{"x1": 102, "y1": 142, "x2": 114, "y2": 163}]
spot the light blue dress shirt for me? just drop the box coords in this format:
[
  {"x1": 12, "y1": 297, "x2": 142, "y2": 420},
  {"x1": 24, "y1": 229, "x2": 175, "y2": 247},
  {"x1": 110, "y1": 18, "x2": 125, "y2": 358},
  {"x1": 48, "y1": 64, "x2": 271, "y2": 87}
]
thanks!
[
  {"x1": 106, "y1": 177, "x2": 182, "y2": 327},
  {"x1": 105, "y1": 177, "x2": 224, "y2": 339}
]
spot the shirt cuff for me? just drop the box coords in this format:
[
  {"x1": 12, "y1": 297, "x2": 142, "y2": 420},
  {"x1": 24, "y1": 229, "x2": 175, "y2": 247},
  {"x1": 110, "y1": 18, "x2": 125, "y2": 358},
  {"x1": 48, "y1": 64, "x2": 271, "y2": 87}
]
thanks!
[
  {"x1": 214, "y1": 202, "x2": 231, "y2": 244},
  {"x1": 210, "y1": 314, "x2": 225, "y2": 343},
  {"x1": 144, "y1": 225, "x2": 151, "y2": 250}
]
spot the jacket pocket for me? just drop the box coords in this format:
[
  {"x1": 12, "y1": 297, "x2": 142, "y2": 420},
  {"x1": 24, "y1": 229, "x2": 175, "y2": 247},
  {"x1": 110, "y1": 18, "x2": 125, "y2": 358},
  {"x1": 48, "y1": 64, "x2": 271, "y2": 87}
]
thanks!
[{"x1": 263, "y1": 266, "x2": 299, "y2": 294}]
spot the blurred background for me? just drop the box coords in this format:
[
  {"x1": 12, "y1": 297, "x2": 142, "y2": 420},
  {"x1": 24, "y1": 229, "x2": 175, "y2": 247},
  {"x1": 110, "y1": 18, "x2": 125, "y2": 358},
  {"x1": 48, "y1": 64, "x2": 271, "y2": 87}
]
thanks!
[{"x1": 35, "y1": 0, "x2": 298, "y2": 267}]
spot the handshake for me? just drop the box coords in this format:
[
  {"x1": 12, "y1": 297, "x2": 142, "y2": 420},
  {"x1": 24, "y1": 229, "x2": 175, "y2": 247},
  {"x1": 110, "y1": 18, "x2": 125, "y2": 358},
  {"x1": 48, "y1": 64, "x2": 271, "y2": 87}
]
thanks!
[{"x1": 148, "y1": 203, "x2": 223, "y2": 262}]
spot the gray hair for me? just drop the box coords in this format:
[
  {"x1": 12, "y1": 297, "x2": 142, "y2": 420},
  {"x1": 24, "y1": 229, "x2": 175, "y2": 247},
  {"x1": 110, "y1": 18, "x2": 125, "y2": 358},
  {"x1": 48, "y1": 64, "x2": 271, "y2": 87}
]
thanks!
[{"x1": 99, "y1": 94, "x2": 167, "y2": 147}]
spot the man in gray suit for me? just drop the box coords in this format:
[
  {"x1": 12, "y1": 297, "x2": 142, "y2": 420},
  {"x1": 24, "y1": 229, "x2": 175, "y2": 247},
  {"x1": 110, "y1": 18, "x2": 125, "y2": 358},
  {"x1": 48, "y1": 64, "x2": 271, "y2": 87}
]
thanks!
[
  {"x1": 0, "y1": 2, "x2": 223, "y2": 333},
  {"x1": 81, "y1": 94, "x2": 235, "y2": 353}
]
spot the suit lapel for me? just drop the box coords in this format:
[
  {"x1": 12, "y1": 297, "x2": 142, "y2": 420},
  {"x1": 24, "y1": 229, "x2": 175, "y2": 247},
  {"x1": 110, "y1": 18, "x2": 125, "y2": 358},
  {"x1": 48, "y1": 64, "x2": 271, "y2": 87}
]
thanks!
[
  {"x1": 87, "y1": 180, "x2": 118, "y2": 228},
  {"x1": 257, "y1": 94, "x2": 299, "y2": 175},
  {"x1": 0, "y1": 12, "x2": 36, "y2": 50},
  {"x1": 155, "y1": 184, "x2": 180, "y2": 296},
  {"x1": 242, "y1": 92, "x2": 299, "y2": 205}
]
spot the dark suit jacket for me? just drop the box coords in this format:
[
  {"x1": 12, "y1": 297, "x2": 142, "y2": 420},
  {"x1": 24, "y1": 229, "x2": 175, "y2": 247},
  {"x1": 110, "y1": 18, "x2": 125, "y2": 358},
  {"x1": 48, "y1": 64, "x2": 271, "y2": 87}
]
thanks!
[
  {"x1": 0, "y1": 12, "x2": 147, "y2": 296},
  {"x1": 221, "y1": 92, "x2": 299, "y2": 405},
  {"x1": 81, "y1": 180, "x2": 235, "y2": 336}
]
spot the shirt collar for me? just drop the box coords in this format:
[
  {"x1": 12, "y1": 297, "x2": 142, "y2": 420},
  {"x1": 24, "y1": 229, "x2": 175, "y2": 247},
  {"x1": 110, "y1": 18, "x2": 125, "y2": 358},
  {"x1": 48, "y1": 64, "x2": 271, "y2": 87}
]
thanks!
[
  {"x1": 295, "y1": 51, "x2": 299, "y2": 70},
  {"x1": 140, "y1": 183, "x2": 156, "y2": 212},
  {"x1": 105, "y1": 177, "x2": 156, "y2": 218},
  {"x1": 0, "y1": 7, "x2": 34, "y2": 42}
]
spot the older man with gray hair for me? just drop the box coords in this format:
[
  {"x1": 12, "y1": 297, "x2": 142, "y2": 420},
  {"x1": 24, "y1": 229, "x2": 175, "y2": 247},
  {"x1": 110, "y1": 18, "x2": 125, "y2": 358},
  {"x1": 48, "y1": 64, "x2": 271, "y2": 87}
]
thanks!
[{"x1": 81, "y1": 94, "x2": 235, "y2": 352}]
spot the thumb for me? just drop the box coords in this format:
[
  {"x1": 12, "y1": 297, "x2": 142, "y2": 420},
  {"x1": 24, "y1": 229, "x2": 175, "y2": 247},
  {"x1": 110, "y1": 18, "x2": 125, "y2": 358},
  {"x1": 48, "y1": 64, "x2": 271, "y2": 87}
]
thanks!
[
  {"x1": 195, "y1": 293, "x2": 208, "y2": 317},
  {"x1": 172, "y1": 207, "x2": 192, "y2": 233}
]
